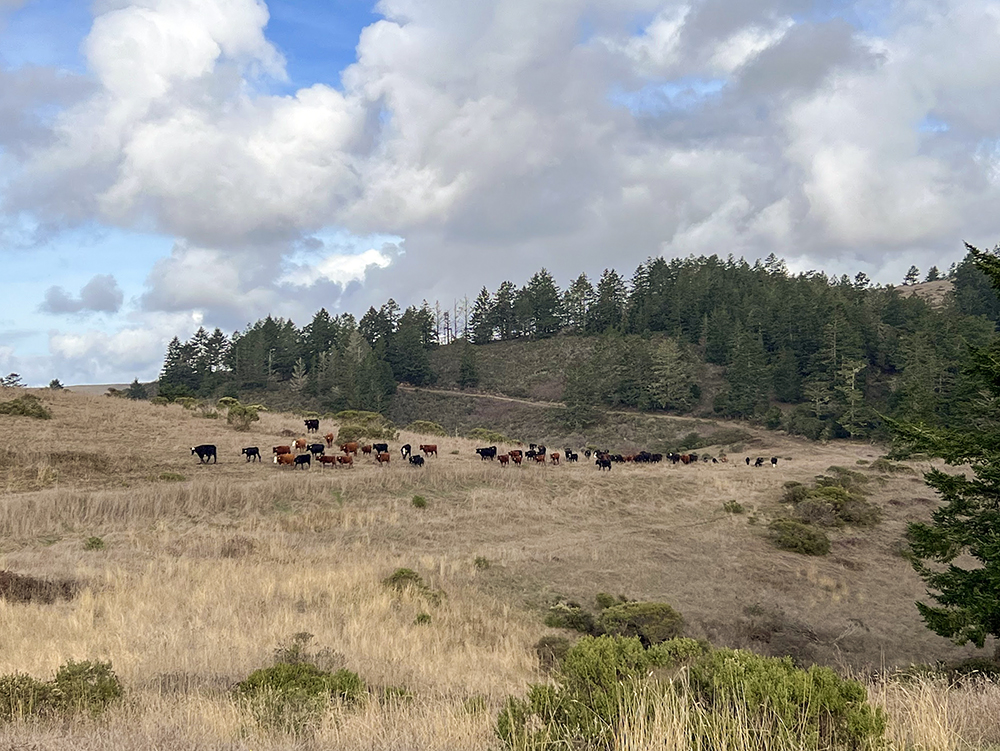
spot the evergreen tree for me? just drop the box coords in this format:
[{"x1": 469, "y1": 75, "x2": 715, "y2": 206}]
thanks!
[
  {"x1": 458, "y1": 342, "x2": 479, "y2": 389},
  {"x1": 562, "y1": 273, "x2": 594, "y2": 331},
  {"x1": 290, "y1": 357, "x2": 308, "y2": 392},
  {"x1": 649, "y1": 337, "x2": 698, "y2": 411},
  {"x1": 721, "y1": 326, "x2": 770, "y2": 418},
  {"x1": 588, "y1": 269, "x2": 628, "y2": 333},
  {"x1": 387, "y1": 307, "x2": 435, "y2": 385},
  {"x1": 124, "y1": 378, "x2": 148, "y2": 400},
  {"x1": 492, "y1": 281, "x2": 518, "y2": 340},
  {"x1": 925, "y1": 266, "x2": 942, "y2": 282},
  {"x1": 903, "y1": 266, "x2": 921, "y2": 285},
  {"x1": 524, "y1": 269, "x2": 563, "y2": 338},
  {"x1": 159, "y1": 336, "x2": 199, "y2": 394},
  {"x1": 48, "y1": 379, "x2": 64, "y2": 390},
  {"x1": 893, "y1": 244, "x2": 1000, "y2": 647},
  {"x1": 469, "y1": 287, "x2": 494, "y2": 344}
]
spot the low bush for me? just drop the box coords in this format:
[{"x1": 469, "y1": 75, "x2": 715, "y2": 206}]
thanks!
[
  {"x1": 0, "y1": 660, "x2": 123, "y2": 722},
  {"x1": 473, "y1": 556, "x2": 490, "y2": 570},
  {"x1": 597, "y1": 601, "x2": 684, "y2": 645},
  {"x1": 870, "y1": 457, "x2": 916, "y2": 475},
  {"x1": 405, "y1": 420, "x2": 448, "y2": 436},
  {"x1": 534, "y1": 636, "x2": 571, "y2": 672},
  {"x1": 497, "y1": 637, "x2": 883, "y2": 751},
  {"x1": 411, "y1": 495, "x2": 427, "y2": 509},
  {"x1": 334, "y1": 411, "x2": 398, "y2": 441},
  {"x1": 415, "y1": 612, "x2": 432, "y2": 625},
  {"x1": 158, "y1": 472, "x2": 186, "y2": 482},
  {"x1": 467, "y1": 427, "x2": 514, "y2": 444},
  {"x1": 382, "y1": 568, "x2": 445, "y2": 606},
  {"x1": 767, "y1": 519, "x2": 831, "y2": 556},
  {"x1": 0, "y1": 394, "x2": 51, "y2": 420},
  {"x1": 783, "y1": 476, "x2": 880, "y2": 528},
  {"x1": 723, "y1": 499, "x2": 745, "y2": 514},
  {"x1": 83, "y1": 536, "x2": 105, "y2": 551},
  {"x1": 594, "y1": 592, "x2": 621, "y2": 610},
  {"x1": 544, "y1": 602, "x2": 595, "y2": 634},
  {"x1": 234, "y1": 662, "x2": 364, "y2": 733}
]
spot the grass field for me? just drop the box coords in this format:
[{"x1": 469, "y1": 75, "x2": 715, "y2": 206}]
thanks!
[{"x1": 0, "y1": 387, "x2": 997, "y2": 749}]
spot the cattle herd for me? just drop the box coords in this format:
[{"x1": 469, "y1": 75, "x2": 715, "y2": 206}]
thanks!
[{"x1": 190, "y1": 421, "x2": 782, "y2": 472}]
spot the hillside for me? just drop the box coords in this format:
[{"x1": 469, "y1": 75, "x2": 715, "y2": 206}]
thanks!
[{"x1": 1, "y1": 388, "x2": 997, "y2": 748}]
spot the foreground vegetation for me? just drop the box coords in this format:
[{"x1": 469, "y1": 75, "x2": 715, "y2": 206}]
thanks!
[{"x1": 0, "y1": 389, "x2": 998, "y2": 748}]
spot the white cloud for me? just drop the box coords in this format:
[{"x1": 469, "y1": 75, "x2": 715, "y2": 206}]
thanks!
[{"x1": 281, "y1": 247, "x2": 393, "y2": 287}]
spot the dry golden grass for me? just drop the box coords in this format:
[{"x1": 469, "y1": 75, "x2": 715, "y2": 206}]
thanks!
[{"x1": 0, "y1": 389, "x2": 997, "y2": 749}]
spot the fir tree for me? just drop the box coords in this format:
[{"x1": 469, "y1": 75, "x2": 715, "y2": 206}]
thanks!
[
  {"x1": 469, "y1": 287, "x2": 494, "y2": 344},
  {"x1": 458, "y1": 343, "x2": 479, "y2": 389}
]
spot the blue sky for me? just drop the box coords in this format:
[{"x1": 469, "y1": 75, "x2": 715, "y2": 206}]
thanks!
[{"x1": 0, "y1": 0, "x2": 996, "y2": 385}]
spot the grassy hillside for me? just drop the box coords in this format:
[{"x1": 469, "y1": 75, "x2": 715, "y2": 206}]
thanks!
[{"x1": 0, "y1": 388, "x2": 997, "y2": 749}]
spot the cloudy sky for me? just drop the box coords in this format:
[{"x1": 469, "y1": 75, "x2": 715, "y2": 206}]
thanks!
[{"x1": 1, "y1": 0, "x2": 998, "y2": 385}]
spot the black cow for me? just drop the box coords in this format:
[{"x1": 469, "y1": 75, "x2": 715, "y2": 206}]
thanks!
[
  {"x1": 754, "y1": 457, "x2": 765, "y2": 467},
  {"x1": 191, "y1": 444, "x2": 217, "y2": 463},
  {"x1": 566, "y1": 451, "x2": 579, "y2": 462},
  {"x1": 745, "y1": 457, "x2": 751, "y2": 466},
  {"x1": 304, "y1": 419, "x2": 320, "y2": 433},
  {"x1": 307, "y1": 443, "x2": 325, "y2": 457},
  {"x1": 373, "y1": 442, "x2": 389, "y2": 454},
  {"x1": 294, "y1": 454, "x2": 311, "y2": 469},
  {"x1": 771, "y1": 457, "x2": 778, "y2": 467},
  {"x1": 409, "y1": 455, "x2": 425, "y2": 467},
  {"x1": 241, "y1": 446, "x2": 260, "y2": 463},
  {"x1": 476, "y1": 446, "x2": 497, "y2": 461},
  {"x1": 400, "y1": 444, "x2": 412, "y2": 459},
  {"x1": 537, "y1": 445, "x2": 547, "y2": 457},
  {"x1": 596, "y1": 456, "x2": 612, "y2": 471},
  {"x1": 584, "y1": 449, "x2": 592, "y2": 458}
]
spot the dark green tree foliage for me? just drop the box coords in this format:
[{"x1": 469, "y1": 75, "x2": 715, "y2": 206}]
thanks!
[
  {"x1": 720, "y1": 326, "x2": 770, "y2": 418},
  {"x1": 458, "y1": 342, "x2": 479, "y2": 389},
  {"x1": 469, "y1": 287, "x2": 494, "y2": 344},
  {"x1": 952, "y1": 249, "x2": 1000, "y2": 324},
  {"x1": 124, "y1": 379, "x2": 148, "y2": 400},
  {"x1": 387, "y1": 306, "x2": 434, "y2": 386},
  {"x1": 588, "y1": 269, "x2": 628, "y2": 333},
  {"x1": 894, "y1": 244, "x2": 1000, "y2": 648},
  {"x1": 562, "y1": 273, "x2": 594, "y2": 331},
  {"x1": 491, "y1": 281, "x2": 518, "y2": 341},
  {"x1": 519, "y1": 269, "x2": 563, "y2": 339}
]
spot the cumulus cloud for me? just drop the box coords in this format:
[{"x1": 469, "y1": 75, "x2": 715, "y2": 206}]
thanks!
[{"x1": 40, "y1": 274, "x2": 124, "y2": 314}]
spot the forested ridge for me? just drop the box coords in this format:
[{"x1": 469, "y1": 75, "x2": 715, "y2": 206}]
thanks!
[{"x1": 158, "y1": 249, "x2": 1000, "y2": 440}]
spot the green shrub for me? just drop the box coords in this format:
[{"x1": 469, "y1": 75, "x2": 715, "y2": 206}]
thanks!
[
  {"x1": 869, "y1": 457, "x2": 916, "y2": 475},
  {"x1": 150, "y1": 397, "x2": 170, "y2": 406},
  {"x1": 597, "y1": 601, "x2": 684, "y2": 645},
  {"x1": 381, "y1": 685, "x2": 415, "y2": 704},
  {"x1": 0, "y1": 395, "x2": 51, "y2": 420},
  {"x1": 334, "y1": 411, "x2": 398, "y2": 441},
  {"x1": 415, "y1": 612, "x2": 432, "y2": 625},
  {"x1": 175, "y1": 397, "x2": 201, "y2": 410},
  {"x1": 544, "y1": 602, "x2": 595, "y2": 634},
  {"x1": 83, "y1": 536, "x2": 105, "y2": 551},
  {"x1": 467, "y1": 427, "x2": 514, "y2": 444},
  {"x1": 781, "y1": 482, "x2": 810, "y2": 504},
  {"x1": 382, "y1": 568, "x2": 445, "y2": 606},
  {"x1": 158, "y1": 472, "x2": 186, "y2": 482},
  {"x1": 687, "y1": 648, "x2": 886, "y2": 749},
  {"x1": 594, "y1": 592, "x2": 619, "y2": 610},
  {"x1": 723, "y1": 499, "x2": 745, "y2": 514},
  {"x1": 768, "y1": 519, "x2": 831, "y2": 556},
  {"x1": 534, "y1": 636, "x2": 571, "y2": 672},
  {"x1": 234, "y1": 662, "x2": 364, "y2": 733},
  {"x1": 0, "y1": 661, "x2": 123, "y2": 722},
  {"x1": 411, "y1": 495, "x2": 427, "y2": 509},
  {"x1": 405, "y1": 420, "x2": 448, "y2": 436},
  {"x1": 792, "y1": 486, "x2": 881, "y2": 528},
  {"x1": 473, "y1": 556, "x2": 490, "y2": 570}
]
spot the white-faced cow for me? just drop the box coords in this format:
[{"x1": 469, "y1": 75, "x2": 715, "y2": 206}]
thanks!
[{"x1": 192, "y1": 445, "x2": 217, "y2": 463}]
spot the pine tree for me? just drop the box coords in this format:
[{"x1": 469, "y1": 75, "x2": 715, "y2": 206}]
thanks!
[
  {"x1": 124, "y1": 378, "x2": 148, "y2": 400},
  {"x1": 290, "y1": 357, "x2": 308, "y2": 392},
  {"x1": 722, "y1": 326, "x2": 770, "y2": 418},
  {"x1": 492, "y1": 281, "x2": 518, "y2": 340},
  {"x1": 469, "y1": 287, "x2": 494, "y2": 344},
  {"x1": 925, "y1": 266, "x2": 942, "y2": 282},
  {"x1": 588, "y1": 269, "x2": 628, "y2": 333},
  {"x1": 458, "y1": 343, "x2": 479, "y2": 389},
  {"x1": 524, "y1": 269, "x2": 563, "y2": 338},
  {"x1": 562, "y1": 273, "x2": 594, "y2": 331},
  {"x1": 903, "y1": 266, "x2": 921, "y2": 285},
  {"x1": 649, "y1": 338, "x2": 697, "y2": 411},
  {"x1": 893, "y1": 244, "x2": 1000, "y2": 647}
]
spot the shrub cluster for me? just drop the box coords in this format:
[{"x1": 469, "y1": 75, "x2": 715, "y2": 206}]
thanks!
[
  {"x1": 467, "y1": 427, "x2": 515, "y2": 444},
  {"x1": 382, "y1": 568, "x2": 446, "y2": 606},
  {"x1": 497, "y1": 636, "x2": 885, "y2": 751},
  {"x1": 767, "y1": 518, "x2": 831, "y2": 556},
  {"x1": 0, "y1": 660, "x2": 122, "y2": 722},
  {"x1": 0, "y1": 394, "x2": 51, "y2": 420},
  {"x1": 543, "y1": 596, "x2": 684, "y2": 648},
  {"x1": 781, "y1": 469, "x2": 880, "y2": 530},
  {"x1": 335, "y1": 411, "x2": 398, "y2": 442},
  {"x1": 404, "y1": 420, "x2": 448, "y2": 436}
]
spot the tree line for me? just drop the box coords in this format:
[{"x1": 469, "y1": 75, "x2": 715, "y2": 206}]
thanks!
[{"x1": 158, "y1": 249, "x2": 1000, "y2": 437}]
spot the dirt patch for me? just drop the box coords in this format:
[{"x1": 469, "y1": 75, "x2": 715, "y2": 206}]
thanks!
[{"x1": 0, "y1": 570, "x2": 80, "y2": 604}]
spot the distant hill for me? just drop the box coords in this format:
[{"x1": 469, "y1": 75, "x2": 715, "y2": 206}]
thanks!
[
  {"x1": 895, "y1": 279, "x2": 954, "y2": 307},
  {"x1": 66, "y1": 383, "x2": 129, "y2": 395}
]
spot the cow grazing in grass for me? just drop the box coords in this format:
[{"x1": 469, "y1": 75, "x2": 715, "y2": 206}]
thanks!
[
  {"x1": 755, "y1": 457, "x2": 765, "y2": 467},
  {"x1": 596, "y1": 455, "x2": 612, "y2": 471},
  {"x1": 273, "y1": 445, "x2": 291, "y2": 456},
  {"x1": 372, "y1": 443, "x2": 389, "y2": 454},
  {"x1": 362, "y1": 444, "x2": 373, "y2": 456},
  {"x1": 419, "y1": 444, "x2": 437, "y2": 457},
  {"x1": 400, "y1": 444, "x2": 411, "y2": 459},
  {"x1": 337, "y1": 455, "x2": 354, "y2": 468},
  {"x1": 191, "y1": 445, "x2": 217, "y2": 463},
  {"x1": 409, "y1": 455, "x2": 425, "y2": 467},
  {"x1": 550, "y1": 452, "x2": 560, "y2": 465},
  {"x1": 511, "y1": 453, "x2": 523, "y2": 466},
  {"x1": 241, "y1": 447, "x2": 261, "y2": 462},
  {"x1": 340, "y1": 442, "x2": 359, "y2": 455},
  {"x1": 498, "y1": 454, "x2": 509, "y2": 467},
  {"x1": 376, "y1": 452, "x2": 391, "y2": 465},
  {"x1": 294, "y1": 454, "x2": 311, "y2": 469},
  {"x1": 476, "y1": 446, "x2": 497, "y2": 461},
  {"x1": 307, "y1": 443, "x2": 325, "y2": 457},
  {"x1": 293, "y1": 438, "x2": 307, "y2": 451},
  {"x1": 533, "y1": 453, "x2": 546, "y2": 464},
  {"x1": 274, "y1": 453, "x2": 295, "y2": 466},
  {"x1": 304, "y1": 419, "x2": 320, "y2": 433},
  {"x1": 771, "y1": 457, "x2": 778, "y2": 467},
  {"x1": 318, "y1": 455, "x2": 338, "y2": 468},
  {"x1": 324, "y1": 433, "x2": 335, "y2": 447}
]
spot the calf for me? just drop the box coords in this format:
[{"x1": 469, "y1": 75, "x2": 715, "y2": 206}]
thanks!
[
  {"x1": 307, "y1": 443, "x2": 325, "y2": 457},
  {"x1": 755, "y1": 457, "x2": 765, "y2": 467},
  {"x1": 294, "y1": 454, "x2": 311, "y2": 469},
  {"x1": 550, "y1": 452, "x2": 560, "y2": 465},
  {"x1": 318, "y1": 455, "x2": 339, "y2": 468},
  {"x1": 241, "y1": 446, "x2": 261, "y2": 463},
  {"x1": 376, "y1": 452, "x2": 391, "y2": 465},
  {"x1": 293, "y1": 438, "x2": 307, "y2": 451},
  {"x1": 409, "y1": 455, "x2": 425, "y2": 467},
  {"x1": 771, "y1": 457, "x2": 778, "y2": 467},
  {"x1": 498, "y1": 454, "x2": 509, "y2": 467},
  {"x1": 274, "y1": 453, "x2": 295, "y2": 466},
  {"x1": 324, "y1": 432, "x2": 335, "y2": 447},
  {"x1": 533, "y1": 453, "x2": 546, "y2": 464},
  {"x1": 337, "y1": 454, "x2": 354, "y2": 468},
  {"x1": 565, "y1": 451, "x2": 578, "y2": 462},
  {"x1": 340, "y1": 442, "x2": 359, "y2": 455},
  {"x1": 596, "y1": 456, "x2": 612, "y2": 471},
  {"x1": 304, "y1": 419, "x2": 320, "y2": 433},
  {"x1": 476, "y1": 446, "x2": 497, "y2": 461},
  {"x1": 419, "y1": 444, "x2": 438, "y2": 457},
  {"x1": 273, "y1": 445, "x2": 292, "y2": 456},
  {"x1": 362, "y1": 444, "x2": 373, "y2": 455},
  {"x1": 508, "y1": 450, "x2": 523, "y2": 461},
  {"x1": 372, "y1": 442, "x2": 389, "y2": 454},
  {"x1": 191, "y1": 444, "x2": 217, "y2": 464},
  {"x1": 400, "y1": 444, "x2": 411, "y2": 459}
]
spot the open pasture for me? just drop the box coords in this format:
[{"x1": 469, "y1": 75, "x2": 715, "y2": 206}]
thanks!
[{"x1": 0, "y1": 388, "x2": 997, "y2": 749}]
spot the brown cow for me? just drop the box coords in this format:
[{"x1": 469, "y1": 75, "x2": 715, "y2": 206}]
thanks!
[
  {"x1": 419, "y1": 444, "x2": 438, "y2": 457},
  {"x1": 272, "y1": 445, "x2": 292, "y2": 456},
  {"x1": 337, "y1": 454, "x2": 354, "y2": 468},
  {"x1": 361, "y1": 444, "x2": 373, "y2": 455},
  {"x1": 340, "y1": 442, "x2": 359, "y2": 455},
  {"x1": 498, "y1": 454, "x2": 509, "y2": 467},
  {"x1": 318, "y1": 455, "x2": 338, "y2": 468},
  {"x1": 324, "y1": 432, "x2": 335, "y2": 447},
  {"x1": 533, "y1": 453, "x2": 546, "y2": 463},
  {"x1": 376, "y1": 452, "x2": 390, "y2": 465},
  {"x1": 273, "y1": 453, "x2": 295, "y2": 466},
  {"x1": 293, "y1": 438, "x2": 307, "y2": 451},
  {"x1": 512, "y1": 453, "x2": 522, "y2": 466},
  {"x1": 550, "y1": 452, "x2": 560, "y2": 465},
  {"x1": 509, "y1": 449, "x2": 523, "y2": 460}
]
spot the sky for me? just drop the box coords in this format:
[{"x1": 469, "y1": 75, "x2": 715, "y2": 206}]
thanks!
[{"x1": 1, "y1": 0, "x2": 999, "y2": 385}]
